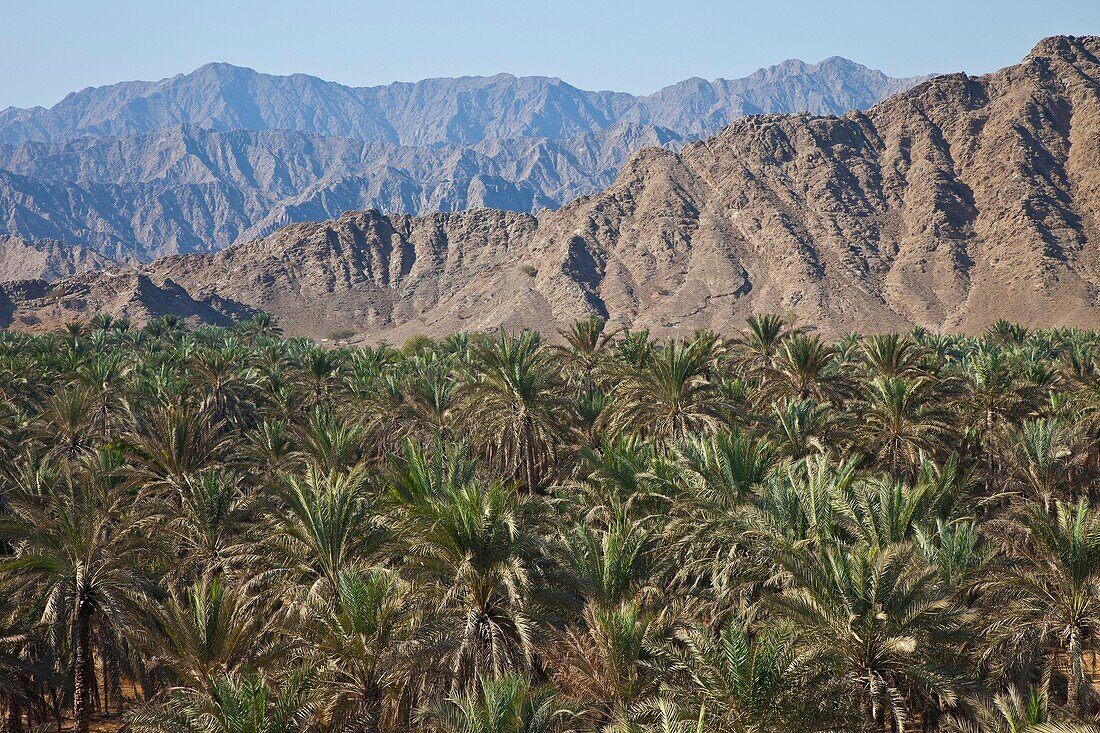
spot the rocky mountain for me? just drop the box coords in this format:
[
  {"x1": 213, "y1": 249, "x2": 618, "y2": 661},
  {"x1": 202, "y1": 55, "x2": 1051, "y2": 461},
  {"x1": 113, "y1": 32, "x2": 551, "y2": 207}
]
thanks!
[
  {"x1": 0, "y1": 59, "x2": 927, "y2": 147},
  {"x1": 8, "y1": 36, "x2": 1095, "y2": 340},
  {"x1": 0, "y1": 59, "x2": 924, "y2": 264}
]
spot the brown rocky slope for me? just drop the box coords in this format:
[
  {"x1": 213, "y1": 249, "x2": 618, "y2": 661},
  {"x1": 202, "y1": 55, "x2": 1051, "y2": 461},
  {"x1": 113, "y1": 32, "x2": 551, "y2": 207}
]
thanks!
[{"x1": 3, "y1": 36, "x2": 1099, "y2": 339}]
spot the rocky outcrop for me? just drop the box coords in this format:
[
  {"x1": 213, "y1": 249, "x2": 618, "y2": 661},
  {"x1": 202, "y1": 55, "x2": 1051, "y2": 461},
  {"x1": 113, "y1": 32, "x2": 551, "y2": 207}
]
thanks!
[
  {"x1": 6, "y1": 37, "x2": 1097, "y2": 339},
  {"x1": 0, "y1": 235, "x2": 115, "y2": 282}
]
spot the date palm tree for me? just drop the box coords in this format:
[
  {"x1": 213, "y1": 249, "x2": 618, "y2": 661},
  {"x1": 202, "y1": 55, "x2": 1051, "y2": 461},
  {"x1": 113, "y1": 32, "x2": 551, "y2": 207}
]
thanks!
[
  {"x1": 399, "y1": 479, "x2": 545, "y2": 690},
  {"x1": 137, "y1": 577, "x2": 289, "y2": 690},
  {"x1": 266, "y1": 465, "x2": 391, "y2": 602},
  {"x1": 400, "y1": 352, "x2": 461, "y2": 445},
  {"x1": 759, "y1": 333, "x2": 846, "y2": 404},
  {"x1": 857, "y1": 376, "x2": 953, "y2": 479},
  {"x1": 556, "y1": 315, "x2": 614, "y2": 393},
  {"x1": 1008, "y1": 419, "x2": 1085, "y2": 509},
  {"x1": 0, "y1": 454, "x2": 160, "y2": 733},
  {"x1": 733, "y1": 314, "x2": 793, "y2": 378},
  {"x1": 302, "y1": 567, "x2": 427, "y2": 733},
  {"x1": 859, "y1": 333, "x2": 928, "y2": 380},
  {"x1": 961, "y1": 345, "x2": 1045, "y2": 490},
  {"x1": 125, "y1": 404, "x2": 231, "y2": 494},
  {"x1": 981, "y1": 499, "x2": 1100, "y2": 714},
  {"x1": 601, "y1": 336, "x2": 725, "y2": 440},
  {"x1": 127, "y1": 667, "x2": 320, "y2": 733},
  {"x1": 673, "y1": 620, "x2": 835, "y2": 733},
  {"x1": 460, "y1": 332, "x2": 574, "y2": 493},
  {"x1": 551, "y1": 602, "x2": 676, "y2": 731},
  {"x1": 769, "y1": 541, "x2": 968, "y2": 732},
  {"x1": 555, "y1": 513, "x2": 665, "y2": 610},
  {"x1": 162, "y1": 470, "x2": 259, "y2": 582}
]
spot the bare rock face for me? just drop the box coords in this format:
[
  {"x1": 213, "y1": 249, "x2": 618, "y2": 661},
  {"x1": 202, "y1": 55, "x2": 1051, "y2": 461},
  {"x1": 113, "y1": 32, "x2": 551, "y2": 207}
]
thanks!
[{"x1": 5, "y1": 37, "x2": 1099, "y2": 338}]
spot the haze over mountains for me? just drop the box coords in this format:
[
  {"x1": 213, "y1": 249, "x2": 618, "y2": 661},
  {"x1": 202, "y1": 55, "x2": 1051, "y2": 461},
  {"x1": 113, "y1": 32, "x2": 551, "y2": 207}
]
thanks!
[
  {"x1": 0, "y1": 58, "x2": 925, "y2": 263},
  {"x1": 5, "y1": 36, "x2": 1100, "y2": 340}
]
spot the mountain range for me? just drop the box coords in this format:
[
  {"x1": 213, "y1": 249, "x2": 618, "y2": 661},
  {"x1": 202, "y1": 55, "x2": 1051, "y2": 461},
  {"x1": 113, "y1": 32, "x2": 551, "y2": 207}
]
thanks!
[
  {"x1": 0, "y1": 58, "x2": 925, "y2": 264},
  {"x1": 4, "y1": 35, "x2": 1099, "y2": 340}
]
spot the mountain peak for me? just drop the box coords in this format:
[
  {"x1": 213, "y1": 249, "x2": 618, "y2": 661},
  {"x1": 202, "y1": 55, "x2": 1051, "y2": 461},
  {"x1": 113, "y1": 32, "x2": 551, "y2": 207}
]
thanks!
[
  {"x1": 189, "y1": 61, "x2": 261, "y2": 79},
  {"x1": 1029, "y1": 34, "x2": 1100, "y2": 58}
]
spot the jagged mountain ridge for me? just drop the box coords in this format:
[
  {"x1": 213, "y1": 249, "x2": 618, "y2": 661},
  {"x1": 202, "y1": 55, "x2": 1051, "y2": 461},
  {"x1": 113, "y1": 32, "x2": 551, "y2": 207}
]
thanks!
[
  {"x1": 0, "y1": 58, "x2": 925, "y2": 264},
  {"x1": 6, "y1": 36, "x2": 1095, "y2": 339},
  {"x1": 0, "y1": 122, "x2": 681, "y2": 259},
  {"x1": 0, "y1": 58, "x2": 927, "y2": 147}
]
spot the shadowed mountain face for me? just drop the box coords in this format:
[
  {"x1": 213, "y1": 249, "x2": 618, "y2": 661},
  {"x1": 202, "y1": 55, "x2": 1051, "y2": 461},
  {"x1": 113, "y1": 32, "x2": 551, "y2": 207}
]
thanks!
[
  {"x1": 3, "y1": 35, "x2": 1099, "y2": 340},
  {"x1": 0, "y1": 58, "x2": 925, "y2": 261}
]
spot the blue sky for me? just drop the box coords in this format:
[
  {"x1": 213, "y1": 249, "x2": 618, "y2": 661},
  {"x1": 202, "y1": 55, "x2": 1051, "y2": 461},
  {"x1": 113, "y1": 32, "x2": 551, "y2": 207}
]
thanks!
[{"x1": 2, "y1": 0, "x2": 1098, "y2": 108}]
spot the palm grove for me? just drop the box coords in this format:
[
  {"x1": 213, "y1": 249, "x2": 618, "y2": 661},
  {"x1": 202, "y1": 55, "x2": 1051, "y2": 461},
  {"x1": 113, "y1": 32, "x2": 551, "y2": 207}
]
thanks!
[{"x1": 1, "y1": 313, "x2": 1100, "y2": 733}]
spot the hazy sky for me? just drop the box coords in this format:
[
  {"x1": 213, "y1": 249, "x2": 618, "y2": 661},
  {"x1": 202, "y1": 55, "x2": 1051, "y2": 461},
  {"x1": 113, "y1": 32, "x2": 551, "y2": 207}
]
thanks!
[{"x1": 2, "y1": 0, "x2": 1099, "y2": 108}]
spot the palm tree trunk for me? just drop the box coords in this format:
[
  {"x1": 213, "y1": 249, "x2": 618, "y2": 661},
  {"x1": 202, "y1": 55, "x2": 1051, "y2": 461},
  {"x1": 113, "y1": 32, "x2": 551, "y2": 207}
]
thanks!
[
  {"x1": 522, "y1": 419, "x2": 538, "y2": 494},
  {"x1": 73, "y1": 602, "x2": 92, "y2": 733},
  {"x1": 985, "y1": 408, "x2": 995, "y2": 492},
  {"x1": 106, "y1": 639, "x2": 122, "y2": 715},
  {"x1": 1068, "y1": 634, "x2": 1086, "y2": 715},
  {"x1": 891, "y1": 437, "x2": 901, "y2": 482},
  {"x1": 5, "y1": 697, "x2": 24, "y2": 733}
]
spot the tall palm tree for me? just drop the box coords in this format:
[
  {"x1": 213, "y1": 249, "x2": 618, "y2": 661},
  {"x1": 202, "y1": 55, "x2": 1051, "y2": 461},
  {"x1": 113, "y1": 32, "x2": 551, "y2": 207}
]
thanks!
[
  {"x1": 768, "y1": 398, "x2": 847, "y2": 460},
  {"x1": 857, "y1": 376, "x2": 953, "y2": 479},
  {"x1": 266, "y1": 465, "x2": 391, "y2": 602},
  {"x1": 859, "y1": 333, "x2": 928, "y2": 380},
  {"x1": 0, "y1": 454, "x2": 160, "y2": 733},
  {"x1": 35, "y1": 387, "x2": 100, "y2": 468},
  {"x1": 189, "y1": 346, "x2": 257, "y2": 426},
  {"x1": 759, "y1": 333, "x2": 846, "y2": 404},
  {"x1": 399, "y1": 479, "x2": 545, "y2": 691},
  {"x1": 675, "y1": 432, "x2": 777, "y2": 508},
  {"x1": 1008, "y1": 419, "x2": 1084, "y2": 509},
  {"x1": 460, "y1": 332, "x2": 574, "y2": 492},
  {"x1": 673, "y1": 620, "x2": 834, "y2": 733},
  {"x1": 556, "y1": 513, "x2": 665, "y2": 610},
  {"x1": 125, "y1": 404, "x2": 231, "y2": 494},
  {"x1": 293, "y1": 407, "x2": 370, "y2": 472},
  {"x1": 400, "y1": 352, "x2": 461, "y2": 444},
  {"x1": 981, "y1": 500, "x2": 1100, "y2": 714},
  {"x1": 556, "y1": 315, "x2": 614, "y2": 393},
  {"x1": 137, "y1": 577, "x2": 289, "y2": 690},
  {"x1": 601, "y1": 336, "x2": 725, "y2": 441},
  {"x1": 769, "y1": 541, "x2": 968, "y2": 732},
  {"x1": 162, "y1": 470, "x2": 259, "y2": 582},
  {"x1": 551, "y1": 602, "x2": 675, "y2": 731},
  {"x1": 302, "y1": 568, "x2": 427, "y2": 733},
  {"x1": 962, "y1": 345, "x2": 1045, "y2": 489},
  {"x1": 733, "y1": 314, "x2": 793, "y2": 378}
]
